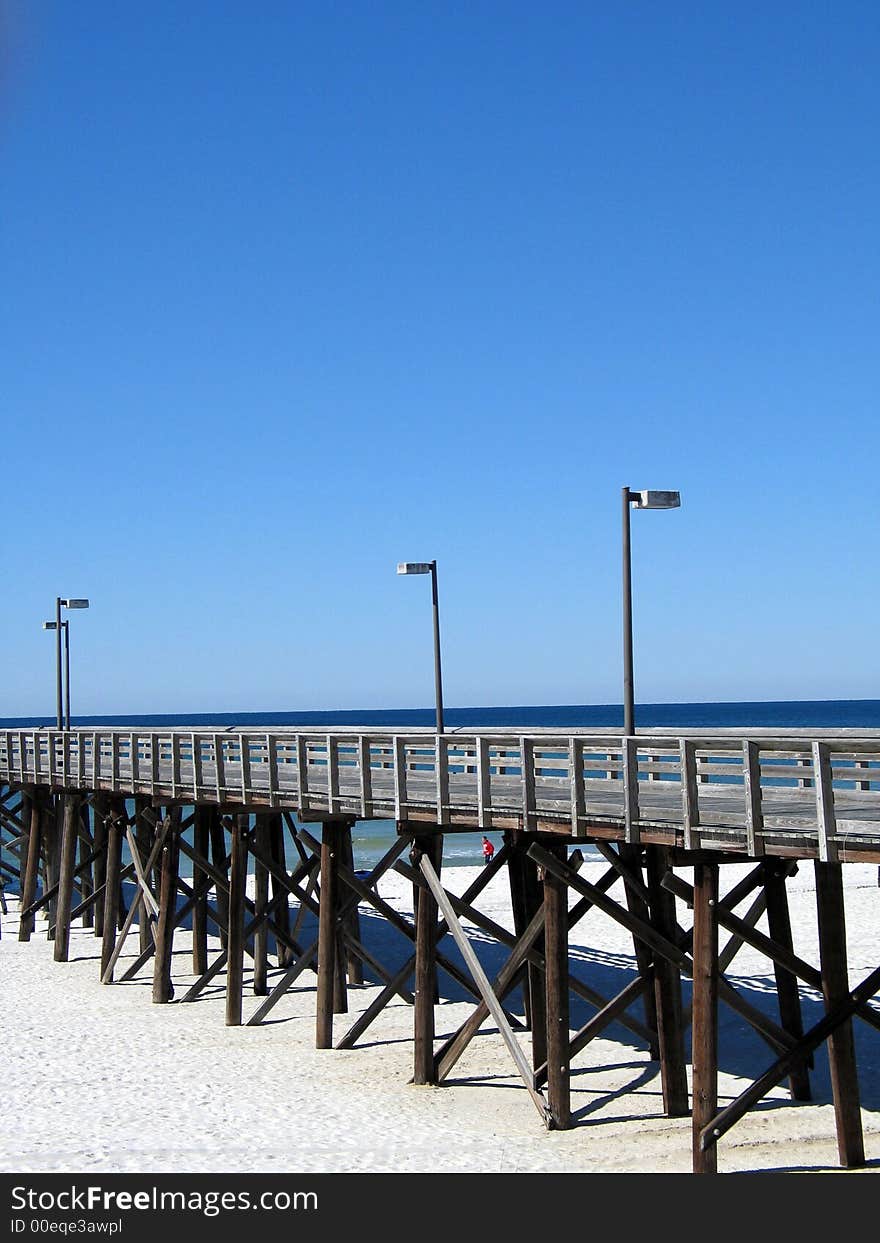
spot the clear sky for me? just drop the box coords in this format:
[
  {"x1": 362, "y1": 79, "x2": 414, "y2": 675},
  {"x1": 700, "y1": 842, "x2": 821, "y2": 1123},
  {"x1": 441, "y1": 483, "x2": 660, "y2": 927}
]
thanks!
[{"x1": 2, "y1": 2, "x2": 879, "y2": 716}]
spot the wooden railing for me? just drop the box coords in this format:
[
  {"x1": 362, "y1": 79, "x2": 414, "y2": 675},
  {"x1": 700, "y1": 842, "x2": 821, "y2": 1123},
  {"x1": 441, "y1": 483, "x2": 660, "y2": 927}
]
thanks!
[{"x1": 2, "y1": 727, "x2": 880, "y2": 859}]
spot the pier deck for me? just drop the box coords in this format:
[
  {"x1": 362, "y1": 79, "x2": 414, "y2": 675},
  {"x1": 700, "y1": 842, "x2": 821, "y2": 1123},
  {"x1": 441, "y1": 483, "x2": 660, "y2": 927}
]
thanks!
[{"x1": 3, "y1": 726, "x2": 880, "y2": 861}]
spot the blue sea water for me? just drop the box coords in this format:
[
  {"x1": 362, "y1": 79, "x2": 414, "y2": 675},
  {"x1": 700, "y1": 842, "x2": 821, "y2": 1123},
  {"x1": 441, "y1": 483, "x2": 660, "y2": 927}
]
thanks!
[{"x1": 3, "y1": 700, "x2": 880, "y2": 869}]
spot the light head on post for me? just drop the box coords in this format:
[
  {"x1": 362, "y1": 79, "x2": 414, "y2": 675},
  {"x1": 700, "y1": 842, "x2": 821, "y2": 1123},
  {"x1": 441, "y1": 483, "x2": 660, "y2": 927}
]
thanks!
[
  {"x1": 61, "y1": 599, "x2": 89, "y2": 609},
  {"x1": 629, "y1": 490, "x2": 681, "y2": 510},
  {"x1": 396, "y1": 562, "x2": 433, "y2": 575}
]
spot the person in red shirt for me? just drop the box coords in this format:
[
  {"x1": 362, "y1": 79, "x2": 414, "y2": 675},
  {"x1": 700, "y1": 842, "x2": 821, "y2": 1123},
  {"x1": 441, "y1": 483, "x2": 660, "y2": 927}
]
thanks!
[{"x1": 481, "y1": 835, "x2": 495, "y2": 866}]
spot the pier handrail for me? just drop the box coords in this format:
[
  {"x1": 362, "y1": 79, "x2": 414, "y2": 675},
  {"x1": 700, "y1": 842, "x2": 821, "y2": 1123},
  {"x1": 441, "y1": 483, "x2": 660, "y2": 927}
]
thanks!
[{"x1": 2, "y1": 726, "x2": 880, "y2": 862}]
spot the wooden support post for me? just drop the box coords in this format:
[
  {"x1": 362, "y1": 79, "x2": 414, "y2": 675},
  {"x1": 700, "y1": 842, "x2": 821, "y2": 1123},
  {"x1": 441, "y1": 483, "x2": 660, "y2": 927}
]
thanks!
[
  {"x1": 412, "y1": 834, "x2": 443, "y2": 1084},
  {"x1": 44, "y1": 796, "x2": 61, "y2": 941},
  {"x1": 210, "y1": 810, "x2": 230, "y2": 950},
  {"x1": 152, "y1": 812, "x2": 180, "y2": 1004},
  {"x1": 78, "y1": 801, "x2": 94, "y2": 929},
  {"x1": 192, "y1": 805, "x2": 210, "y2": 976},
  {"x1": 135, "y1": 796, "x2": 155, "y2": 956},
  {"x1": 316, "y1": 819, "x2": 345, "y2": 1048},
  {"x1": 53, "y1": 794, "x2": 80, "y2": 962},
  {"x1": 18, "y1": 792, "x2": 42, "y2": 942},
  {"x1": 543, "y1": 843, "x2": 570, "y2": 1129},
  {"x1": 522, "y1": 839, "x2": 548, "y2": 1070},
  {"x1": 691, "y1": 860, "x2": 719, "y2": 1174},
  {"x1": 505, "y1": 830, "x2": 533, "y2": 1030},
  {"x1": 814, "y1": 861, "x2": 865, "y2": 1167},
  {"x1": 225, "y1": 813, "x2": 248, "y2": 1026},
  {"x1": 253, "y1": 814, "x2": 270, "y2": 996},
  {"x1": 341, "y1": 824, "x2": 363, "y2": 986},
  {"x1": 763, "y1": 860, "x2": 811, "y2": 1101},
  {"x1": 646, "y1": 846, "x2": 689, "y2": 1116},
  {"x1": 92, "y1": 796, "x2": 108, "y2": 938},
  {"x1": 619, "y1": 843, "x2": 659, "y2": 1059},
  {"x1": 268, "y1": 812, "x2": 291, "y2": 967},
  {"x1": 100, "y1": 805, "x2": 124, "y2": 982}
]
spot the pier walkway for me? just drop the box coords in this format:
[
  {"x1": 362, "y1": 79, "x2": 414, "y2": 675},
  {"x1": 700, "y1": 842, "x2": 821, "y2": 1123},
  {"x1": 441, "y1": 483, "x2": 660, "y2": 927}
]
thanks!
[{"x1": 2, "y1": 724, "x2": 879, "y2": 1173}]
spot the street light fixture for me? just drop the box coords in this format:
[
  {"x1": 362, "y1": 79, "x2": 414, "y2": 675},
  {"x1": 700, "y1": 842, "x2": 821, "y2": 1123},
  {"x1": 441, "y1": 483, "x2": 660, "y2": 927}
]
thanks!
[
  {"x1": 397, "y1": 561, "x2": 444, "y2": 734},
  {"x1": 46, "y1": 597, "x2": 90, "y2": 729},
  {"x1": 622, "y1": 489, "x2": 680, "y2": 737}
]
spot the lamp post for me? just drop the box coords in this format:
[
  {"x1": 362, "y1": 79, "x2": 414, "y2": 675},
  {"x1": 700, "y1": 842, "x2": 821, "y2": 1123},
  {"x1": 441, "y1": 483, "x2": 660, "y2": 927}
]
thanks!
[
  {"x1": 396, "y1": 561, "x2": 444, "y2": 734},
  {"x1": 622, "y1": 490, "x2": 680, "y2": 736},
  {"x1": 45, "y1": 598, "x2": 89, "y2": 729}
]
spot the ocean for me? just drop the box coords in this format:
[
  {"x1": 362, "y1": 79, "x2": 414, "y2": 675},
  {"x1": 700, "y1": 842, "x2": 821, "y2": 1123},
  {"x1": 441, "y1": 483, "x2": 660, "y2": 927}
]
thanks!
[{"x1": 3, "y1": 699, "x2": 880, "y2": 869}]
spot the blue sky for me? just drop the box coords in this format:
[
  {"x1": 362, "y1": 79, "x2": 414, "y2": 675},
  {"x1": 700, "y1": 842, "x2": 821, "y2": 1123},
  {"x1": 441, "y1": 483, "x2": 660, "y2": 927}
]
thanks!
[{"x1": 2, "y1": 2, "x2": 879, "y2": 716}]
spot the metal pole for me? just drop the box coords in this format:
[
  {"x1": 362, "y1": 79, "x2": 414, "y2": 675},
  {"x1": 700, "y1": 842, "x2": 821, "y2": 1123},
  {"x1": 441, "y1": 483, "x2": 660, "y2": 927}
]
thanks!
[
  {"x1": 55, "y1": 596, "x2": 63, "y2": 730},
  {"x1": 430, "y1": 561, "x2": 444, "y2": 734},
  {"x1": 622, "y1": 488, "x2": 635, "y2": 738},
  {"x1": 63, "y1": 621, "x2": 71, "y2": 731}
]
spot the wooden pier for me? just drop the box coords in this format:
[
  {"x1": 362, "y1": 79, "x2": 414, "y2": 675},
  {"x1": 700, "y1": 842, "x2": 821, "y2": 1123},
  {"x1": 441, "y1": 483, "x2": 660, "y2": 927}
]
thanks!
[{"x1": 2, "y1": 723, "x2": 880, "y2": 1174}]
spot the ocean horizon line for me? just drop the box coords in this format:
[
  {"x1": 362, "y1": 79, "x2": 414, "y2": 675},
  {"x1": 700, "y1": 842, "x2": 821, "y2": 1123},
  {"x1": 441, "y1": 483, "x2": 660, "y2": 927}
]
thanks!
[{"x1": 3, "y1": 695, "x2": 880, "y2": 730}]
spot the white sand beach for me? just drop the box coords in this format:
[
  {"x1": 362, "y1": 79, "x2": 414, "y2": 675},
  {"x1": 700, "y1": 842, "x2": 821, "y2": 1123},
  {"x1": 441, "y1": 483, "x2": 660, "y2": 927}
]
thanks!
[{"x1": 2, "y1": 857, "x2": 879, "y2": 1175}]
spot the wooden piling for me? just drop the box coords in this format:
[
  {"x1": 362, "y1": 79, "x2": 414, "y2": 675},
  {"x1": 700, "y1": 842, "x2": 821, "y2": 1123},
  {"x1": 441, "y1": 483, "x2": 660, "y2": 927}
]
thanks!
[
  {"x1": 341, "y1": 825, "x2": 363, "y2": 986},
  {"x1": 253, "y1": 814, "x2": 270, "y2": 996},
  {"x1": 619, "y1": 843, "x2": 659, "y2": 1059},
  {"x1": 135, "y1": 796, "x2": 155, "y2": 957},
  {"x1": 543, "y1": 843, "x2": 570, "y2": 1129},
  {"x1": 78, "y1": 801, "x2": 94, "y2": 929},
  {"x1": 18, "y1": 791, "x2": 42, "y2": 942},
  {"x1": 269, "y1": 813, "x2": 291, "y2": 967},
  {"x1": 413, "y1": 833, "x2": 443, "y2": 1084},
  {"x1": 814, "y1": 861, "x2": 865, "y2": 1167},
  {"x1": 152, "y1": 811, "x2": 180, "y2": 1004},
  {"x1": 43, "y1": 796, "x2": 61, "y2": 941},
  {"x1": 192, "y1": 805, "x2": 210, "y2": 976},
  {"x1": 53, "y1": 794, "x2": 80, "y2": 962},
  {"x1": 763, "y1": 861, "x2": 811, "y2": 1101},
  {"x1": 225, "y1": 814, "x2": 248, "y2": 1026},
  {"x1": 210, "y1": 810, "x2": 230, "y2": 950},
  {"x1": 316, "y1": 819, "x2": 344, "y2": 1049},
  {"x1": 100, "y1": 805, "x2": 124, "y2": 982},
  {"x1": 646, "y1": 846, "x2": 689, "y2": 1116},
  {"x1": 691, "y1": 860, "x2": 719, "y2": 1174},
  {"x1": 91, "y1": 795, "x2": 108, "y2": 938}
]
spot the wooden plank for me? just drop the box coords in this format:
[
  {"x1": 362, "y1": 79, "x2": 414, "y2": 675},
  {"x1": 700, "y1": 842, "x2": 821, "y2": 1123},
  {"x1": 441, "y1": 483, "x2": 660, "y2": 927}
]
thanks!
[
  {"x1": 295, "y1": 734, "x2": 308, "y2": 812},
  {"x1": 743, "y1": 741, "x2": 764, "y2": 856},
  {"x1": 239, "y1": 734, "x2": 250, "y2": 803},
  {"x1": 680, "y1": 739, "x2": 699, "y2": 850},
  {"x1": 691, "y1": 860, "x2": 719, "y2": 1174},
  {"x1": 520, "y1": 738, "x2": 535, "y2": 831},
  {"x1": 814, "y1": 861, "x2": 865, "y2": 1166},
  {"x1": 393, "y1": 737, "x2": 406, "y2": 821},
  {"x1": 623, "y1": 737, "x2": 640, "y2": 843},
  {"x1": 191, "y1": 732, "x2": 201, "y2": 799},
  {"x1": 325, "y1": 734, "x2": 339, "y2": 813},
  {"x1": 267, "y1": 733, "x2": 279, "y2": 808},
  {"x1": 435, "y1": 736, "x2": 450, "y2": 826},
  {"x1": 358, "y1": 735, "x2": 373, "y2": 819},
  {"x1": 569, "y1": 737, "x2": 585, "y2": 836},
  {"x1": 476, "y1": 736, "x2": 490, "y2": 824},
  {"x1": 813, "y1": 741, "x2": 837, "y2": 863},
  {"x1": 213, "y1": 734, "x2": 224, "y2": 802},
  {"x1": 418, "y1": 851, "x2": 552, "y2": 1126}
]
